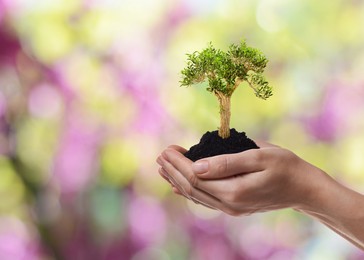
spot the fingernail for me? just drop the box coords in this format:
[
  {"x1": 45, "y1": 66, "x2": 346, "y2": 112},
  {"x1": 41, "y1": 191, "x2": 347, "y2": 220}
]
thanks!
[{"x1": 192, "y1": 160, "x2": 209, "y2": 174}]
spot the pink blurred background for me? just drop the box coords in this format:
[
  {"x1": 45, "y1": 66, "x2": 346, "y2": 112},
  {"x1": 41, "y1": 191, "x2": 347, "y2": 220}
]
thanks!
[{"x1": 1, "y1": 0, "x2": 364, "y2": 259}]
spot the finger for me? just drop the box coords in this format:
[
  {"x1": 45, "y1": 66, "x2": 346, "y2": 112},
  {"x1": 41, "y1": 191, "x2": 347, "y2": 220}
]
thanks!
[
  {"x1": 163, "y1": 148, "x2": 266, "y2": 215},
  {"x1": 254, "y1": 140, "x2": 280, "y2": 148},
  {"x1": 159, "y1": 152, "x2": 193, "y2": 199},
  {"x1": 188, "y1": 188, "x2": 220, "y2": 210},
  {"x1": 172, "y1": 186, "x2": 183, "y2": 195},
  {"x1": 183, "y1": 170, "x2": 265, "y2": 210},
  {"x1": 193, "y1": 176, "x2": 239, "y2": 202},
  {"x1": 161, "y1": 159, "x2": 215, "y2": 208},
  {"x1": 162, "y1": 148, "x2": 203, "y2": 193},
  {"x1": 159, "y1": 167, "x2": 172, "y2": 183},
  {"x1": 162, "y1": 147, "x2": 194, "y2": 174},
  {"x1": 161, "y1": 154, "x2": 227, "y2": 211},
  {"x1": 156, "y1": 145, "x2": 187, "y2": 167},
  {"x1": 167, "y1": 145, "x2": 188, "y2": 154},
  {"x1": 171, "y1": 184, "x2": 217, "y2": 210},
  {"x1": 192, "y1": 150, "x2": 264, "y2": 179},
  {"x1": 156, "y1": 155, "x2": 163, "y2": 166},
  {"x1": 159, "y1": 166, "x2": 191, "y2": 199},
  {"x1": 159, "y1": 167, "x2": 183, "y2": 192},
  {"x1": 162, "y1": 173, "x2": 184, "y2": 196}
]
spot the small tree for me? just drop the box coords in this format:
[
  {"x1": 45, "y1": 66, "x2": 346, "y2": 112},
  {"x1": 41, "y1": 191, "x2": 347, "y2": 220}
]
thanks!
[{"x1": 180, "y1": 40, "x2": 273, "y2": 139}]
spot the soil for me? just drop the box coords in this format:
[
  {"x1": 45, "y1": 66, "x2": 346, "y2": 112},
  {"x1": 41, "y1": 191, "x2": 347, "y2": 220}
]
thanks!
[{"x1": 184, "y1": 128, "x2": 259, "y2": 162}]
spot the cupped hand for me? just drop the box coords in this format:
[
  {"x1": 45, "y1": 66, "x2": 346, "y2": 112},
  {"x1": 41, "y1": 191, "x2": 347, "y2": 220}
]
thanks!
[
  {"x1": 157, "y1": 142, "x2": 323, "y2": 216},
  {"x1": 157, "y1": 142, "x2": 364, "y2": 250}
]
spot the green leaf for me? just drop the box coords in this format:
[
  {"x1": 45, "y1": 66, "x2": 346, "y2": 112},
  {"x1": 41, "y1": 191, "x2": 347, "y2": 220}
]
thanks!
[{"x1": 180, "y1": 40, "x2": 272, "y2": 99}]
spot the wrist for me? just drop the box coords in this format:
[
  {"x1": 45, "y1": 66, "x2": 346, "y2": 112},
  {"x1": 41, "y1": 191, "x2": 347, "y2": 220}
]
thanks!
[
  {"x1": 292, "y1": 163, "x2": 340, "y2": 216},
  {"x1": 286, "y1": 158, "x2": 325, "y2": 211},
  {"x1": 293, "y1": 165, "x2": 364, "y2": 248}
]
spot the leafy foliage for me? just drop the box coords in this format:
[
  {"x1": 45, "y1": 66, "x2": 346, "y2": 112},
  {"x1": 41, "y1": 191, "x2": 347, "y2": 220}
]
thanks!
[{"x1": 180, "y1": 40, "x2": 272, "y2": 99}]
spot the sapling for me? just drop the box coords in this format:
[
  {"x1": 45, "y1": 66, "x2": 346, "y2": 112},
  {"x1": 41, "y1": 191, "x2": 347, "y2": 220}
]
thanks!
[{"x1": 180, "y1": 40, "x2": 272, "y2": 139}]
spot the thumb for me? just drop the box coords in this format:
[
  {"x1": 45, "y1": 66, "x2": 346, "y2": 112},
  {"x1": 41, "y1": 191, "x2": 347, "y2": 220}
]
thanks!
[{"x1": 192, "y1": 150, "x2": 262, "y2": 179}]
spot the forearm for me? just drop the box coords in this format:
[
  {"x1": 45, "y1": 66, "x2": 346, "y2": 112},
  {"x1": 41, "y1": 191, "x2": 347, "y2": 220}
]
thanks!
[{"x1": 295, "y1": 167, "x2": 364, "y2": 250}]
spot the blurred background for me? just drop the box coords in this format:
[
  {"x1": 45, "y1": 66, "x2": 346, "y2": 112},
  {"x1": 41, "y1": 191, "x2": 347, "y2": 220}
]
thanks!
[{"x1": 1, "y1": 0, "x2": 364, "y2": 259}]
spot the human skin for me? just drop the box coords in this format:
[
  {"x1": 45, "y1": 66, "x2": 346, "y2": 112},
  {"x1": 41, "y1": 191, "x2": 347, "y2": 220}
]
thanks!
[{"x1": 156, "y1": 141, "x2": 364, "y2": 250}]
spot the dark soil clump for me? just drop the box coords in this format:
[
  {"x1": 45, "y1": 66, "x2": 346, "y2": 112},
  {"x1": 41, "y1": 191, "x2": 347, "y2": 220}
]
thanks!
[{"x1": 184, "y1": 128, "x2": 259, "y2": 162}]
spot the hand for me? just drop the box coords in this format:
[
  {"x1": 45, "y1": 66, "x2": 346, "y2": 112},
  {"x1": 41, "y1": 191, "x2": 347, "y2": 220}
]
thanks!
[
  {"x1": 157, "y1": 141, "x2": 326, "y2": 216},
  {"x1": 157, "y1": 145, "x2": 218, "y2": 209},
  {"x1": 157, "y1": 141, "x2": 364, "y2": 250}
]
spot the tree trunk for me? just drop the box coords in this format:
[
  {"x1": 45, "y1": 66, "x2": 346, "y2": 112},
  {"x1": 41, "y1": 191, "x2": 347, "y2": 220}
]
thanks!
[{"x1": 215, "y1": 92, "x2": 231, "y2": 139}]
